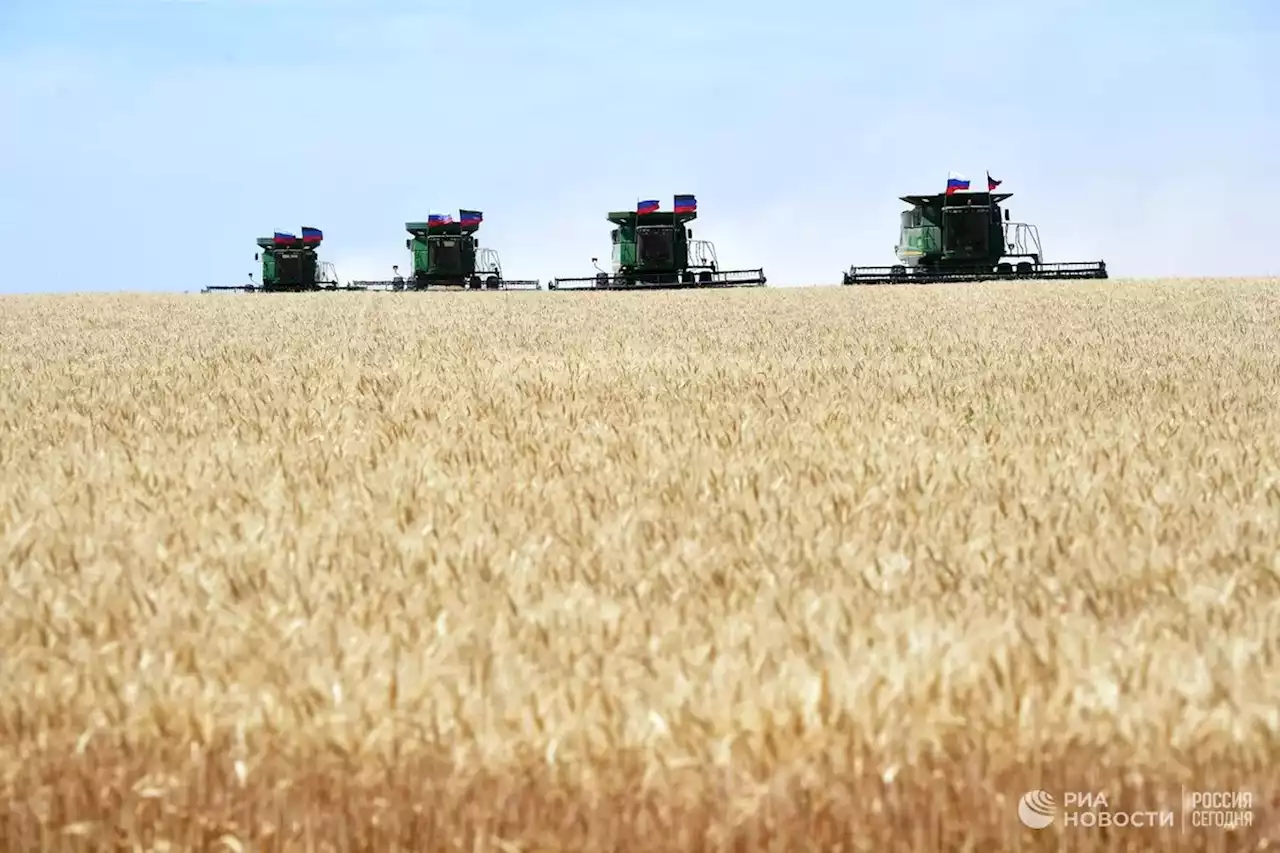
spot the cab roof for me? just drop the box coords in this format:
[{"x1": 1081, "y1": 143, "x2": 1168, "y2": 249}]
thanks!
[{"x1": 900, "y1": 192, "x2": 1012, "y2": 207}]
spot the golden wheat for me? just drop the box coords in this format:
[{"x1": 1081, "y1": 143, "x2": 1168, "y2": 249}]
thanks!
[{"x1": 1, "y1": 279, "x2": 1278, "y2": 852}]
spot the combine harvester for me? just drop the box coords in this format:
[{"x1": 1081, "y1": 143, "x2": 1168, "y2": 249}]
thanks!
[
  {"x1": 350, "y1": 210, "x2": 539, "y2": 291},
  {"x1": 841, "y1": 173, "x2": 1108, "y2": 285},
  {"x1": 204, "y1": 228, "x2": 375, "y2": 293},
  {"x1": 550, "y1": 194, "x2": 766, "y2": 290}
]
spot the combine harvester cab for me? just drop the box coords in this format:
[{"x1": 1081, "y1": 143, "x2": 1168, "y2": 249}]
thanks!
[
  {"x1": 204, "y1": 228, "x2": 372, "y2": 293},
  {"x1": 550, "y1": 194, "x2": 766, "y2": 290},
  {"x1": 841, "y1": 178, "x2": 1108, "y2": 285},
  {"x1": 350, "y1": 210, "x2": 539, "y2": 291}
]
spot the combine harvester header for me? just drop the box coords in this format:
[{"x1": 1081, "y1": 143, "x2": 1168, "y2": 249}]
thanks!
[
  {"x1": 550, "y1": 194, "x2": 766, "y2": 290},
  {"x1": 205, "y1": 228, "x2": 374, "y2": 292},
  {"x1": 841, "y1": 172, "x2": 1108, "y2": 285},
  {"x1": 350, "y1": 210, "x2": 539, "y2": 291}
]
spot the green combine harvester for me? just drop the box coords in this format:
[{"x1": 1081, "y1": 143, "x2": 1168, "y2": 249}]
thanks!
[
  {"x1": 841, "y1": 178, "x2": 1108, "y2": 285},
  {"x1": 550, "y1": 194, "x2": 766, "y2": 290},
  {"x1": 350, "y1": 210, "x2": 539, "y2": 291},
  {"x1": 204, "y1": 228, "x2": 369, "y2": 292}
]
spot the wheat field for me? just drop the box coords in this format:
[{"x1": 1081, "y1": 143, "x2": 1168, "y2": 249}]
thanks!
[{"x1": 1, "y1": 279, "x2": 1278, "y2": 852}]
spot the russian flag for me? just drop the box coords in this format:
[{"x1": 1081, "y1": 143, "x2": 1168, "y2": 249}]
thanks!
[
  {"x1": 987, "y1": 172, "x2": 1003, "y2": 191},
  {"x1": 946, "y1": 172, "x2": 970, "y2": 195},
  {"x1": 300, "y1": 226, "x2": 322, "y2": 243},
  {"x1": 637, "y1": 199, "x2": 659, "y2": 215},
  {"x1": 273, "y1": 231, "x2": 296, "y2": 245},
  {"x1": 428, "y1": 213, "x2": 453, "y2": 227},
  {"x1": 459, "y1": 209, "x2": 483, "y2": 227},
  {"x1": 673, "y1": 194, "x2": 697, "y2": 214}
]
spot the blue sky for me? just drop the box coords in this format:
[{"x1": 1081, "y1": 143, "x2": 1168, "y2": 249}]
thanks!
[{"x1": 1, "y1": 0, "x2": 1276, "y2": 292}]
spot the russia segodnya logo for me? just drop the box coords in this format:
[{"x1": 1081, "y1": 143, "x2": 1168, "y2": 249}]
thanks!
[{"x1": 1019, "y1": 790, "x2": 1057, "y2": 829}]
